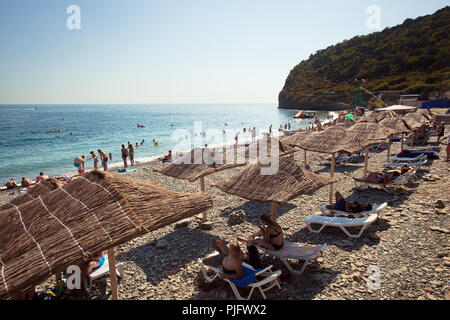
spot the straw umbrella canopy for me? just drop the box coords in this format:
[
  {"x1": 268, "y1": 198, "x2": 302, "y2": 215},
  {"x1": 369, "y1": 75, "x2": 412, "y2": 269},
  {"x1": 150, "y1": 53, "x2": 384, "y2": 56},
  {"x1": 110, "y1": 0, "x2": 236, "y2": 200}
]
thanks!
[
  {"x1": 0, "y1": 170, "x2": 212, "y2": 300},
  {"x1": 283, "y1": 126, "x2": 370, "y2": 203},
  {"x1": 212, "y1": 157, "x2": 335, "y2": 220},
  {"x1": 155, "y1": 147, "x2": 244, "y2": 221},
  {"x1": 155, "y1": 148, "x2": 245, "y2": 183},
  {"x1": 347, "y1": 122, "x2": 397, "y2": 176},
  {"x1": 379, "y1": 117, "x2": 414, "y2": 154}
]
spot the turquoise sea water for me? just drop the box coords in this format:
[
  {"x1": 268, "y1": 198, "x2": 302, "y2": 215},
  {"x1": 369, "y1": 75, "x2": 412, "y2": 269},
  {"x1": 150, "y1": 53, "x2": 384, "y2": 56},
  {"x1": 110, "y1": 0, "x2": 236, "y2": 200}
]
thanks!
[{"x1": 0, "y1": 104, "x2": 334, "y2": 183}]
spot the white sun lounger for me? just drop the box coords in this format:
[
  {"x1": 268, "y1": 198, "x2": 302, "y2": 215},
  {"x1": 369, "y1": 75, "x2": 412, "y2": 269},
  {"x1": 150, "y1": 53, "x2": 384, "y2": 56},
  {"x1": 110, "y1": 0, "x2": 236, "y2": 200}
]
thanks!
[
  {"x1": 255, "y1": 241, "x2": 327, "y2": 276},
  {"x1": 353, "y1": 170, "x2": 417, "y2": 192},
  {"x1": 199, "y1": 252, "x2": 281, "y2": 300},
  {"x1": 383, "y1": 160, "x2": 427, "y2": 169},
  {"x1": 390, "y1": 154, "x2": 426, "y2": 163},
  {"x1": 304, "y1": 214, "x2": 378, "y2": 238},
  {"x1": 319, "y1": 202, "x2": 387, "y2": 217},
  {"x1": 88, "y1": 254, "x2": 124, "y2": 290}
]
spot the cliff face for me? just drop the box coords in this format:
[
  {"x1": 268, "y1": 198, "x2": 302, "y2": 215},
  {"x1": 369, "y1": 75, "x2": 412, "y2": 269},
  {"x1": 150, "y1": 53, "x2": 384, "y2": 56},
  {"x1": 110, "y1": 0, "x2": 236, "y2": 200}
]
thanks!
[{"x1": 279, "y1": 6, "x2": 450, "y2": 110}]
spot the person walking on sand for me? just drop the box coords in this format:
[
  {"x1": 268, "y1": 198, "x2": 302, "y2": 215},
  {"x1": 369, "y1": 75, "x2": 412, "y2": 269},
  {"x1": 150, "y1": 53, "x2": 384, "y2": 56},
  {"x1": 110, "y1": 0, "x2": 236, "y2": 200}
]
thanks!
[
  {"x1": 88, "y1": 151, "x2": 99, "y2": 170},
  {"x1": 74, "y1": 155, "x2": 86, "y2": 174},
  {"x1": 121, "y1": 144, "x2": 129, "y2": 168},
  {"x1": 128, "y1": 142, "x2": 135, "y2": 166},
  {"x1": 98, "y1": 149, "x2": 108, "y2": 171}
]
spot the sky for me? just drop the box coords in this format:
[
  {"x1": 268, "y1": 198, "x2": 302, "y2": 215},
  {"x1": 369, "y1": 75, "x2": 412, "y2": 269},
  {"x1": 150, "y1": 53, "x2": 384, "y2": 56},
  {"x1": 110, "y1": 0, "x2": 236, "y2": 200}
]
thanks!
[{"x1": 0, "y1": 0, "x2": 448, "y2": 104}]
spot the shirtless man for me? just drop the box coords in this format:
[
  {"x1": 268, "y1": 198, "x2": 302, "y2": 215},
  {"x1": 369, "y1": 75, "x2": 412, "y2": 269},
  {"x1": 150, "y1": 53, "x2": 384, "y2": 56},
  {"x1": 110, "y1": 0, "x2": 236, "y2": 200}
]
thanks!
[
  {"x1": 121, "y1": 144, "x2": 128, "y2": 168},
  {"x1": 208, "y1": 240, "x2": 244, "y2": 280},
  {"x1": 98, "y1": 149, "x2": 108, "y2": 171},
  {"x1": 88, "y1": 151, "x2": 99, "y2": 170},
  {"x1": 5, "y1": 178, "x2": 18, "y2": 189},
  {"x1": 128, "y1": 142, "x2": 135, "y2": 166}
]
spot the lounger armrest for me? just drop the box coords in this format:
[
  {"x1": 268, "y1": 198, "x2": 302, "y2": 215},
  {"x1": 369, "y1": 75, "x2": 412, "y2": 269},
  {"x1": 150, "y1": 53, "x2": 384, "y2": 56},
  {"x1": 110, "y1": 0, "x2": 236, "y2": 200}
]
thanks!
[
  {"x1": 255, "y1": 265, "x2": 274, "y2": 276},
  {"x1": 251, "y1": 270, "x2": 282, "y2": 287}
]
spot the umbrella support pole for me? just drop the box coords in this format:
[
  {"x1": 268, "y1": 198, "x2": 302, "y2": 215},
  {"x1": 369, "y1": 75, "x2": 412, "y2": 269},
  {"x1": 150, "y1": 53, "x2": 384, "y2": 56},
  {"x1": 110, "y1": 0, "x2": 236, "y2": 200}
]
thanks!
[
  {"x1": 364, "y1": 146, "x2": 369, "y2": 177},
  {"x1": 304, "y1": 150, "x2": 307, "y2": 166},
  {"x1": 271, "y1": 202, "x2": 277, "y2": 221},
  {"x1": 387, "y1": 136, "x2": 392, "y2": 162},
  {"x1": 329, "y1": 153, "x2": 335, "y2": 204},
  {"x1": 401, "y1": 133, "x2": 404, "y2": 151},
  {"x1": 107, "y1": 248, "x2": 119, "y2": 300},
  {"x1": 200, "y1": 177, "x2": 207, "y2": 221}
]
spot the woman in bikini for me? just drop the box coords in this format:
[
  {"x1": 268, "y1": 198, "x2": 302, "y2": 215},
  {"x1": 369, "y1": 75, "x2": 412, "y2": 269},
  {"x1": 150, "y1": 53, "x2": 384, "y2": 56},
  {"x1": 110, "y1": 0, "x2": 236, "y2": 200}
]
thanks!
[{"x1": 238, "y1": 214, "x2": 284, "y2": 251}]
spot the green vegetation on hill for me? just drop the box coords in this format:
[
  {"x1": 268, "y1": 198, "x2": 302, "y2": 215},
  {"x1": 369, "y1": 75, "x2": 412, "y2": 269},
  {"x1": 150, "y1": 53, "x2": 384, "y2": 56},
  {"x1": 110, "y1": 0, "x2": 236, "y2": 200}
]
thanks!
[{"x1": 279, "y1": 6, "x2": 450, "y2": 108}]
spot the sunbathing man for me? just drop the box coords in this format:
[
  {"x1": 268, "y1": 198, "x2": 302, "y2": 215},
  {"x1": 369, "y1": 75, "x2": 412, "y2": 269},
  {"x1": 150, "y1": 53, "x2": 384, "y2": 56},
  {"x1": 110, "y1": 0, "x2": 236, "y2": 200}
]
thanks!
[
  {"x1": 326, "y1": 191, "x2": 373, "y2": 214},
  {"x1": 5, "y1": 178, "x2": 18, "y2": 189},
  {"x1": 207, "y1": 240, "x2": 244, "y2": 280},
  {"x1": 237, "y1": 214, "x2": 284, "y2": 251},
  {"x1": 365, "y1": 165, "x2": 411, "y2": 184}
]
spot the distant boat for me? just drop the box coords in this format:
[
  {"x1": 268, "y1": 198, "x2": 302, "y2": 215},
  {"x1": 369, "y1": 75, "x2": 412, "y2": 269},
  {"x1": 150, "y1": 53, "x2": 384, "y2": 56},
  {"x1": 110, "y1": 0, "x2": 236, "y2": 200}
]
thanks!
[
  {"x1": 49, "y1": 130, "x2": 62, "y2": 133},
  {"x1": 137, "y1": 124, "x2": 146, "y2": 128}
]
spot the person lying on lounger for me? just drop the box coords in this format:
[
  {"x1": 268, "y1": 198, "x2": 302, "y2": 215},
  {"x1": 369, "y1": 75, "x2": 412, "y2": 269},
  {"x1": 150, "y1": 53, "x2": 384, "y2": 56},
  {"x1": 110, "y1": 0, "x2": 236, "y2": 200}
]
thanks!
[
  {"x1": 364, "y1": 165, "x2": 412, "y2": 184},
  {"x1": 237, "y1": 214, "x2": 284, "y2": 251},
  {"x1": 206, "y1": 240, "x2": 244, "y2": 280},
  {"x1": 326, "y1": 191, "x2": 373, "y2": 213}
]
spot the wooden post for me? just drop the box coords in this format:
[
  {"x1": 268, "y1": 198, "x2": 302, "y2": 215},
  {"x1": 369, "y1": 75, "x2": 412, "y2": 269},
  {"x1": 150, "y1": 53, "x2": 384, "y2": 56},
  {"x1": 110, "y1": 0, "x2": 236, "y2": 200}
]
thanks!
[
  {"x1": 304, "y1": 150, "x2": 307, "y2": 166},
  {"x1": 387, "y1": 136, "x2": 392, "y2": 163},
  {"x1": 107, "y1": 248, "x2": 118, "y2": 300},
  {"x1": 329, "y1": 153, "x2": 335, "y2": 204},
  {"x1": 401, "y1": 133, "x2": 404, "y2": 151},
  {"x1": 271, "y1": 201, "x2": 277, "y2": 221},
  {"x1": 200, "y1": 176, "x2": 207, "y2": 221},
  {"x1": 364, "y1": 146, "x2": 369, "y2": 177}
]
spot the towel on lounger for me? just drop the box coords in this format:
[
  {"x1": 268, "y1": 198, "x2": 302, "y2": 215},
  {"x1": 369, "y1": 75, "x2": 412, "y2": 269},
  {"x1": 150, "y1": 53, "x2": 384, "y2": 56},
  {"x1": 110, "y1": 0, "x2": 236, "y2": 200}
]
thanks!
[{"x1": 229, "y1": 265, "x2": 262, "y2": 288}]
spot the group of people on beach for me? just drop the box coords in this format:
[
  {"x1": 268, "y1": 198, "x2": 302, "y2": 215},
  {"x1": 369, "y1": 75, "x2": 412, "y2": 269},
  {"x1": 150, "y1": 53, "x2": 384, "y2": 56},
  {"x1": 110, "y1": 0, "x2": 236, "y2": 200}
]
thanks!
[{"x1": 5, "y1": 172, "x2": 49, "y2": 190}]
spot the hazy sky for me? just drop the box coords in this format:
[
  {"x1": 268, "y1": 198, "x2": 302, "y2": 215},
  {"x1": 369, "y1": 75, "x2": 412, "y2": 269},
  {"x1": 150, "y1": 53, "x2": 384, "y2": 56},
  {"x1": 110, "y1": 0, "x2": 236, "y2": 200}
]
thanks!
[{"x1": 0, "y1": 0, "x2": 447, "y2": 104}]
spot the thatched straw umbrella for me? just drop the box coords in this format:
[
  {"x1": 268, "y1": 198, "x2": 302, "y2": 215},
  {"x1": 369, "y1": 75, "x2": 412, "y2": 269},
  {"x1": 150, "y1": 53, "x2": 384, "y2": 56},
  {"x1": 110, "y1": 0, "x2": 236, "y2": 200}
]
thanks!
[
  {"x1": 346, "y1": 122, "x2": 397, "y2": 177},
  {"x1": 283, "y1": 126, "x2": 369, "y2": 203},
  {"x1": 212, "y1": 157, "x2": 335, "y2": 221},
  {"x1": 379, "y1": 117, "x2": 414, "y2": 156},
  {"x1": 0, "y1": 171, "x2": 212, "y2": 300},
  {"x1": 155, "y1": 148, "x2": 245, "y2": 221}
]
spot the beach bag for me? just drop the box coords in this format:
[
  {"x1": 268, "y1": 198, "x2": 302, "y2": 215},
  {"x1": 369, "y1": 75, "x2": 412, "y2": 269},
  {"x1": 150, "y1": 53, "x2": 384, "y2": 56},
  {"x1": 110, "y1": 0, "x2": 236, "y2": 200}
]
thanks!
[{"x1": 246, "y1": 245, "x2": 262, "y2": 269}]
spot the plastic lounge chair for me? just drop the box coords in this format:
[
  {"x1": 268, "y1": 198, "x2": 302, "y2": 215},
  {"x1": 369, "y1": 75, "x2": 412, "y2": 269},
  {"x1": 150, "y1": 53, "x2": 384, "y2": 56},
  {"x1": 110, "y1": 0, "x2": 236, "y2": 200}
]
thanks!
[
  {"x1": 353, "y1": 170, "x2": 416, "y2": 192},
  {"x1": 255, "y1": 241, "x2": 327, "y2": 276},
  {"x1": 370, "y1": 143, "x2": 385, "y2": 151},
  {"x1": 383, "y1": 160, "x2": 427, "y2": 169},
  {"x1": 199, "y1": 253, "x2": 281, "y2": 300},
  {"x1": 88, "y1": 254, "x2": 124, "y2": 290},
  {"x1": 335, "y1": 154, "x2": 359, "y2": 165},
  {"x1": 319, "y1": 202, "x2": 387, "y2": 217},
  {"x1": 304, "y1": 214, "x2": 378, "y2": 238},
  {"x1": 390, "y1": 154, "x2": 427, "y2": 163}
]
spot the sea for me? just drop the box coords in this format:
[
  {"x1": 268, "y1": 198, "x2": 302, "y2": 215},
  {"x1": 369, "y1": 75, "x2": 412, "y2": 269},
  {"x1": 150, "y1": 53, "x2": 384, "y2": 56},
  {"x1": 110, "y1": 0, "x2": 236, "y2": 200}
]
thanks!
[{"x1": 0, "y1": 104, "x2": 336, "y2": 183}]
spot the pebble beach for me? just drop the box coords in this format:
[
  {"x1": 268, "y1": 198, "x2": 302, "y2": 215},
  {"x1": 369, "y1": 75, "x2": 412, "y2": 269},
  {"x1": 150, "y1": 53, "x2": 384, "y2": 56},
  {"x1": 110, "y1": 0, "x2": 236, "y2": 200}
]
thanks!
[{"x1": 1, "y1": 125, "x2": 448, "y2": 301}]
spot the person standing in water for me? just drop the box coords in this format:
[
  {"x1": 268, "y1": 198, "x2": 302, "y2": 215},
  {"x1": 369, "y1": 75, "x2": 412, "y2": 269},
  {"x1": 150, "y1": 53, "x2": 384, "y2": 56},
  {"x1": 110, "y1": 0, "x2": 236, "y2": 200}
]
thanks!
[
  {"x1": 98, "y1": 149, "x2": 108, "y2": 172},
  {"x1": 128, "y1": 142, "x2": 135, "y2": 166},
  {"x1": 251, "y1": 127, "x2": 257, "y2": 142},
  {"x1": 121, "y1": 145, "x2": 128, "y2": 168},
  {"x1": 88, "y1": 151, "x2": 99, "y2": 170}
]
